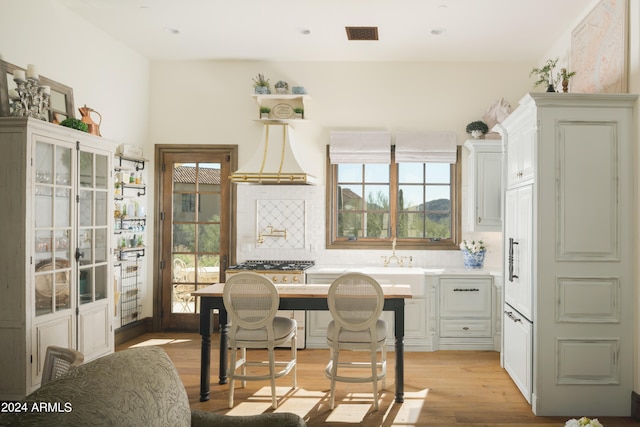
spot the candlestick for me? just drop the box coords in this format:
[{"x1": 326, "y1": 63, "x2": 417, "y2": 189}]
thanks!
[
  {"x1": 13, "y1": 69, "x2": 25, "y2": 81},
  {"x1": 26, "y1": 64, "x2": 38, "y2": 80}
]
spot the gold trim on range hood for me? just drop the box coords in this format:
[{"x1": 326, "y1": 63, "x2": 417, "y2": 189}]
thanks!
[{"x1": 230, "y1": 124, "x2": 317, "y2": 185}]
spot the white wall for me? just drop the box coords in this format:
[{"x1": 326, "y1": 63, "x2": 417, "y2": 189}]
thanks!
[
  {"x1": 0, "y1": 0, "x2": 151, "y2": 316},
  {"x1": 149, "y1": 60, "x2": 533, "y2": 271}
]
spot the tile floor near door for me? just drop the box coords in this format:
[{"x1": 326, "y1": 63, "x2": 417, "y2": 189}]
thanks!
[{"x1": 116, "y1": 332, "x2": 636, "y2": 427}]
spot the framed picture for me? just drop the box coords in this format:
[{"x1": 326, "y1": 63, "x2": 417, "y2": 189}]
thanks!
[
  {"x1": 570, "y1": 0, "x2": 628, "y2": 93},
  {"x1": 0, "y1": 59, "x2": 75, "y2": 123}
]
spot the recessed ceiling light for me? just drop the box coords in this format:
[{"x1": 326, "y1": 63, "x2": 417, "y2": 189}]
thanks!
[
  {"x1": 430, "y1": 28, "x2": 447, "y2": 36},
  {"x1": 163, "y1": 27, "x2": 180, "y2": 35}
]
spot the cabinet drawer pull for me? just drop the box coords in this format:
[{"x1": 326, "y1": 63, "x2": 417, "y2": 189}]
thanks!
[
  {"x1": 504, "y1": 310, "x2": 522, "y2": 323},
  {"x1": 453, "y1": 288, "x2": 479, "y2": 292},
  {"x1": 462, "y1": 326, "x2": 469, "y2": 331}
]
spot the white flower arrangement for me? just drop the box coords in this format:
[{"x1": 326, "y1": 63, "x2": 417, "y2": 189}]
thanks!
[
  {"x1": 459, "y1": 240, "x2": 486, "y2": 253},
  {"x1": 565, "y1": 417, "x2": 603, "y2": 427}
]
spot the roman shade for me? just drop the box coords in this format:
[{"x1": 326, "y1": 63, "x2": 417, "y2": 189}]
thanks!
[
  {"x1": 329, "y1": 131, "x2": 391, "y2": 164},
  {"x1": 394, "y1": 131, "x2": 457, "y2": 163}
]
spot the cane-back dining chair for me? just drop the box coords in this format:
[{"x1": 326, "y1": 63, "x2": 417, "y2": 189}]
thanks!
[
  {"x1": 41, "y1": 345, "x2": 84, "y2": 387},
  {"x1": 325, "y1": 272, "x2": 387, "y2": 410},
  {"x1": 223, "y1": 272, "x2": 297, "y2": 409}
]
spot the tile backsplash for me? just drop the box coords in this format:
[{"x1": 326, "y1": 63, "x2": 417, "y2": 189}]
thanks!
[{"x1": 256, "y1": 199, "x2": 306, "y2": 249}]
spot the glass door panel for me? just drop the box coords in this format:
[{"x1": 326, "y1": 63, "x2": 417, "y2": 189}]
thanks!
[
  {"x1": 77, "y1": 150, "x2": 110, "y2": 306},
  {"x1": 34, "y1": 140, "x2": 72, "y2": 316},
  {"x1": 171, "y1": 162, "x2": 222, "y2": 315}
]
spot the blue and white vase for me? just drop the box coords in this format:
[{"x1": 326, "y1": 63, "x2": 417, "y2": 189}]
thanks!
[{"x1": 462, "y1": 249, "x2": 485, "y2": 269}]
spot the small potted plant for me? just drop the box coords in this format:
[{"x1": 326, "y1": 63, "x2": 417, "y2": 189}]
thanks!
[
  {"x1": 293, "y1": 107, "x2": 304, "y2": 119},
  {"x1": 559, "y1": 68, "x2": 577, "y2": 93},
  {"x1": 259, "y1": 106, "x2": 271, "y2": 119},
  {"x1": 530, "y1": 57, "x2": 558, "y2": 91},
  {"x1": 252, "y1": 73, "x2": 270, "y2": 94},
  {"x1": 274, "y1": 80, "x2": 288, "y2": 94},
  {"x1": 460, "y1": 240, "x2": 487, "y2": 269},
  {"x1": 465, "y1": 120, "x2": 489, "y2": 139}
]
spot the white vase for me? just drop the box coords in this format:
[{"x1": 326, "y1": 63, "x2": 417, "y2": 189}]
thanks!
[{"x1": 471, "y1": 130, "x2": 484, "y2": 139}]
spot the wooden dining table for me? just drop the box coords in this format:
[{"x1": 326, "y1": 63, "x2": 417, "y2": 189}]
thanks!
[{"x1": 193, "y1": 282, "x2": 412, "y2": 404}]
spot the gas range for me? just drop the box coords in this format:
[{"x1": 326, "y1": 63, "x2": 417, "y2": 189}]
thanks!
[
  {"x1": 225, "y1": 260, "x2": 314, "y2": 284},
  {"x1": 226, "y1": 260, "x2": 315, "y2": 272}
]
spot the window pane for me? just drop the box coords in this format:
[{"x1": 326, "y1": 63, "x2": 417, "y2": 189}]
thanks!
[
  {"x1": 398, "y1": 185, "x2": 424, "y2": 210},
  {"x1": 339, "y1": 185, "x2": 363, "y2": 210},
  {"x1": 337, "y1": 164, "x2": 362, "y2": 182},
  {"x1": 364, "y1": 164, "x2": 389, "y2": 182},
  {"x1": 398, "y1": 163, "x2": 423, "y2": 183},
  {"x1": 173, "y1": 224, "x2": 195, "y2": 252},
  {"x1": 425, "y1": 185, "x2": 451, "y2": 239},
  {"x1": 338, "y1": 211, "x2": 361, "y2": 239},
  {"x1": 426, "y1": 162, "x2": 450, "y2": 183}
]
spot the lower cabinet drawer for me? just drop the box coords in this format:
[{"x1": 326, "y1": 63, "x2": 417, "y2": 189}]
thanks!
[{"x1": 440, "y1": 319, "x2": 492, "y2": 337}]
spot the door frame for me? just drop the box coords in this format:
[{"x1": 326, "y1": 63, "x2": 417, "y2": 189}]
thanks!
[{"x1": 152, "y1": 144, "x2": 238, "y2": 331}]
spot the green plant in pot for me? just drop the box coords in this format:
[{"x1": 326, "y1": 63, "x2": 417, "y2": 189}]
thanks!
[
  {"x1": 259, "y1": 106, "x2": 271, "y2": 119},
  {"x1": 274, "y1": 80, "x2": 289, "y2": 94},
  {"x1": 59, "y1": 118, "x2": 88, "y2": 132},
  {"x1": 465, "y1": 120, "x2": 489, "y2": 139},
  {"x1": 531, "y1": 58, "x2": 577, "y2": 93},
  {"x1": 252, "y1": 73, "x2": 271, "y2": 94},
  {"x1": 293, "y1": 107, "x2": 304, "y2": 119}
]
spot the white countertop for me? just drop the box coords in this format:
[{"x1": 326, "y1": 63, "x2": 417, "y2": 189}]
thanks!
[{"x1": 306, "y1": 265, "x2": 502, "y2": 277}]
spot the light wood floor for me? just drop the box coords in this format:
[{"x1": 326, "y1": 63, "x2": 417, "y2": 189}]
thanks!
[{"x1": 117, "y1": 332, "x2": 635, "y2": 426}]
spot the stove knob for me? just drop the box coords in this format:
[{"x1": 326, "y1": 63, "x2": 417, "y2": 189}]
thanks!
[
  {"x1": 292, "y1": 276, "x2": 300, "y2": 283},
  {"x1": 272, "y1": 276, "x2": 279, "y2": 283},
  {"x1": 282, "y1": 276, "x2": 289, "y2": 283}
]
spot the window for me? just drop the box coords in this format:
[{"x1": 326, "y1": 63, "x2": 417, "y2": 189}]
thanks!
[{"x1": 327, "y1": 147, "x2": 461, "y2": 250}]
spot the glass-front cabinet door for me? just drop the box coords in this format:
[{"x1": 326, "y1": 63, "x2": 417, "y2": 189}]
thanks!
[
  {"x1": 32, "y1": 132, "x2": 112, "y2": 373},
  {"x1": 76, "y1": 146, "x2": 112, "y2": 359},
  {"x1": 78, "y1": 149, "x2": 109, "y2": 305},
  {"x1": 33, "y1": 140, "x2": 73, "y2": 317}
]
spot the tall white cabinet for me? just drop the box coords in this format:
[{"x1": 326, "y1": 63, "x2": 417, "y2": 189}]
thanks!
[
  {"x1": 497, "y1": 93, "x2": 637, "y2": 416},
  {"x1": 0, "y1": 118, "x2": 114, "y2": 400}
]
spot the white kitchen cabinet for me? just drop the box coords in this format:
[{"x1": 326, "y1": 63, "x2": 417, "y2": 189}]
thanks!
[
  {"x1": 436, "y1": 275, "x2": 495, "y2": 350},
  {"x1": 502, "y1": 308, "x2": 532, "y2": 403},
  {"x1": 503, "y1": 185, "x2": 533, "y2": 320},
  {"x1": 502, "y1": 111, "x2": 535, "y2": 188},
  {"x1": 0, "y1": 118, "x2": 114, "y2": 400},
  {"x1": 497, "y1": 93, "x2": 637, "y2": 416},
  {"x1": 463, "y1": 140, "x2": 502, "y2": 231},
  {"x1": 305, "y1": 269, "x2": 430, "y2": 351}
]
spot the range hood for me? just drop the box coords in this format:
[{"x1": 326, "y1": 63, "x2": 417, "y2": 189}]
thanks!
[{"x1": 230, "y1": 123, "x2": 317, "y2": 185}]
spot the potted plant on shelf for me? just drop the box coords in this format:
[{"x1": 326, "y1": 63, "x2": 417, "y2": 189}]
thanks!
[
  {"x1": 465, "y1": 120, "x2": 489, "y2": 139},
  {"x1": 259, "y1": 106, "x2": 271, "y2": 119},
  {"x1": 293, "y1": 107, "x2": 304, "y2": 119},
  {"x1": 252, "y1": 73, "x2": 270, "y2": 94},
  {"x1": 274, "y1": 80, "x2": 288, "y2": 94},
  {"x1": 530, "y1": 57, "x2": 575, "y2": 93}
]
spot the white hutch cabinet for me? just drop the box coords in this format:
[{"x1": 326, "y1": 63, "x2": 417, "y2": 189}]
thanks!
[
  {"x1": 497, "y1": 93, "x2": 637, "y2": 416},
  {"x1": 0, "y1": 118, "x2": 114, "y2": 400}
]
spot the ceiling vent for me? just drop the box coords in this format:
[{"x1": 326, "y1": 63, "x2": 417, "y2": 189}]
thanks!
[{"x1": 345, "y1": 26, "x2": 378, "y2": 41}]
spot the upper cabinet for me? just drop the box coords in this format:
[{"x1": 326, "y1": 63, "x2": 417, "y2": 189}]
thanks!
[
  {"x1": 252, "y1": 94, "x2": 310, "y2": 123},
  {"x1": 464, "y1": 139, "x2": 502, "y2": 231},
  {"x1": 495, "y1": 110, "x2": 535, "y2": 188}
]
